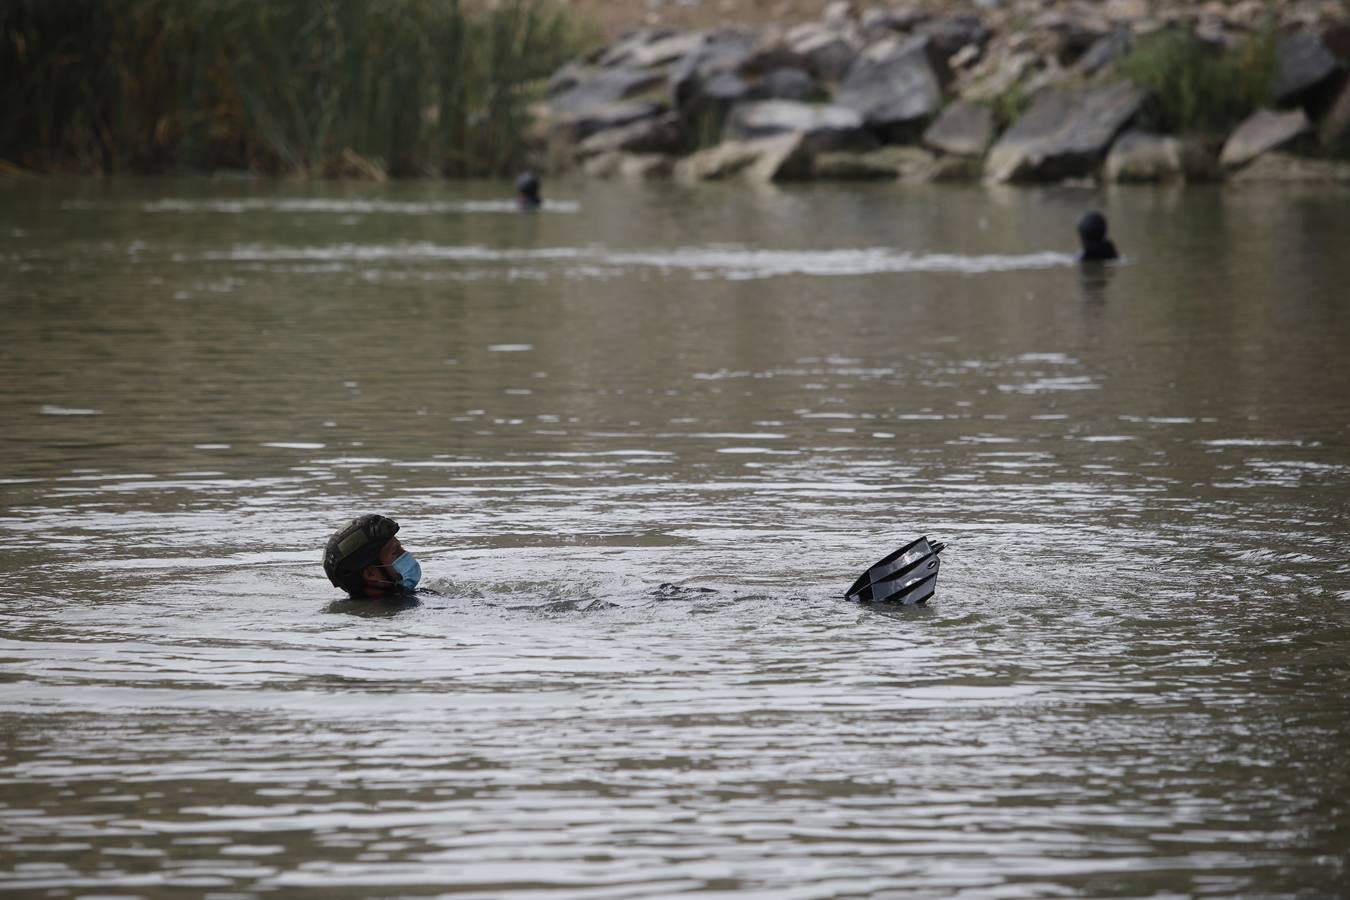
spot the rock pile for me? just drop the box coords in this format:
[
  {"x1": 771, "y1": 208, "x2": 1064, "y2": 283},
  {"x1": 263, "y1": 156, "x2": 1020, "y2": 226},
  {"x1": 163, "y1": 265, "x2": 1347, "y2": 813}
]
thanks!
[{"x1": 533, "y1": 0, "x2": 1350, "y2": 184}]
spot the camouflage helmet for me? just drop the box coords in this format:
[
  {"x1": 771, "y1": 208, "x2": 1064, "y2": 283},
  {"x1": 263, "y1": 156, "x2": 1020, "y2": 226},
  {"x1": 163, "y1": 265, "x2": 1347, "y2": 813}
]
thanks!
[{"x1": 323, "y1": 514, "x2": 400, "y2": 592}]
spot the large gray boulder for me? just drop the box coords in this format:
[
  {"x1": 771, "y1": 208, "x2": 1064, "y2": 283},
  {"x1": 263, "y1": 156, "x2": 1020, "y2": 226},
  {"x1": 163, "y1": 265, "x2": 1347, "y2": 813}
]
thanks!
[
  {"x1": 812, "y1": 146, "x2": 939, "y2": 180},
  {"x1": 737, "y1": 38, "x2": 814, "y2": 79},
  {"x1": 597, "y1": 30, "x2": 695, "y2": 69},
  {"x1": 548, "y1": 67, "x2": 665, "y2": 116},
  {"x1": 673, "y1": 70, "x2": 750, "y2": 149},
  {"x1": 669, "y1": 30, "x2": 759, "y2": 118},
  {"x1": 1076, "y1": 28, "x2": 1132, "y2": 75},
  {"x1": 957, "y1": 49, "x2": 1041, "y2": 104},
  {"x1": 1230, "y1": 151, "x2": 1350, "y2": 182},
  {"x1": 576, "y1": 113, "x2": 682, "y2": 158},
  {"x1": 984, "y1": 80, "x2": 1143, "y2": 182},
  {"x1": 626, "y1": 32, "x2": 708, "y2": 69},
  {"x1": 755, "y1": 67, "x2": 821, "y2": 101},
  {"x1": 922, "y1": 101, "x2": 994, "y2": 156},
  {"x1": 669, "y1": 29, "x2": 757, "y2": 97},
  {"x1": 545, "y1": 62, "x2": 586, "y2": 99},
  {"x1": 1040, "y1": 13, "x2": 1109, "y2": 67},
  {"x1": 916, "y1": 15, "x2": 992, "y2": 62},
  {"x1": 835, "y1": 36, "x2": 947, "y2": 138},
  {"x1": 1220, "y1": 108, "x2": 1311, "y2": 169},
  {"x1": 674, "y1": 133, "x2": 815, "y2": 182},
  {"x1": 787, "y1": 22, "x2": 863, "y2": 82},
  {"x1": 861, "y1": 4, "x2": 929, "y2": 40},
  {"x1": 679, "y1": 71, "x2": 753, "y2": 119},
  {"x1": 726, "y1": 100, "x2": 877, "y2": 152},
  {"x1": 821, "y1": 0, "x2": 854, "y2": 29},
  {"x1": 1103, "y1": 130, "x2": 1184, "y2": 182},
  {"x1": 551, "y1": 100, "x2": 667, "y2": 144},
  {"x1": 1273, "y1": 29, "x2": 1344, "y2": 106}
]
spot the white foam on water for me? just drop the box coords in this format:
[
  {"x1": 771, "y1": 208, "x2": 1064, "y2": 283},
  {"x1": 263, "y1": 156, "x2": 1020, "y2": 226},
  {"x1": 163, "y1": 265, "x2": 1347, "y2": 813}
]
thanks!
[
  {"x1": 141, "y1": 198, "x2": 580, "y2": 214},
  {"x1": 999, "y1": 376, "x2": 1101, "y2": 393},
  {"x1": 194, "y1": 242, "x2": 1076, "y2": 280},
  {"x1": 39, "y1": 405, "x2": 101, "y2": 416},
  {"x1": 1201, "y1": 438, "x2": 1309, "y2": 447}
]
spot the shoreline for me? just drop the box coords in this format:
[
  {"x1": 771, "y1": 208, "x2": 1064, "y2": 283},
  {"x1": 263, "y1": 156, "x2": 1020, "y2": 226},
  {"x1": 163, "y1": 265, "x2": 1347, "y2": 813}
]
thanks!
[
  {"x1": 534, "y1": 0, "x2": 1350, "y2": 187},
  {"x1": 5, "y1": 1, "x2": 1348, "y2": 186}
]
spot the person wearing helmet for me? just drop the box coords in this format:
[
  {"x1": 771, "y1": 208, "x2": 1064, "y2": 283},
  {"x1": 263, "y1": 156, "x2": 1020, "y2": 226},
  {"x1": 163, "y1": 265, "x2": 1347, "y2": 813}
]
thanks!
[
  {"x1": 322, "y1": 514, "x2": 422, "y2": 599},
  {"x1": 516, "y1": 170, "x2": 542, "y2": 209},
  {"x1": 1076, "y1": 211, "x2": 1119, "y2": 262}
]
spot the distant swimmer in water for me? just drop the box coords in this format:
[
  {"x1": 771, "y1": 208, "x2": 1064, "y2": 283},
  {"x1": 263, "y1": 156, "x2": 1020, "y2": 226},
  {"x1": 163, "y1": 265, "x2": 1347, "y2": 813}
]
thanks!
[
  {"x1": 322, "y1": 514, "x2": 423, "y2": 600},
  {"x1": 516, "y1": 170, "x2": 542, "y2": 209},
  {"x1": 1077, "y1": 210, "x2": 1119, "y2": 262}
]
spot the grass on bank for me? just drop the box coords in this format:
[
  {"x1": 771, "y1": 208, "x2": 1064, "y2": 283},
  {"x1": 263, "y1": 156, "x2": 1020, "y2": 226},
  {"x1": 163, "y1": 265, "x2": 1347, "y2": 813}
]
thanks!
[
  {"x1": 1117, "y1": 26, "x2": 1277, "y2": 136},
  {"x1": 0, "y1": 0, "x2": 591, "y2": 177}
]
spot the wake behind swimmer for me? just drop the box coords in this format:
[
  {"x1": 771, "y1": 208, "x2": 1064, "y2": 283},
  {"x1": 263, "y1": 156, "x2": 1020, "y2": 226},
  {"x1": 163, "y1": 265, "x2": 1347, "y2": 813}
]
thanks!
[{"x1": 322, "y1": 514, "x2": 946, "y2": 607}]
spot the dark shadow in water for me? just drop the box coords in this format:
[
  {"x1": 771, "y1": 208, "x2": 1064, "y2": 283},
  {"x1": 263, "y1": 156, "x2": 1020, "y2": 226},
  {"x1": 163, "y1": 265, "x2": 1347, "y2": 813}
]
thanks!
[
  {"x1": 859, "y1": 600, "x2": 939, "y2": 623},
  {"x1": 1078, "y1": 260, "x2": 1118, "y2": 305},
  {"x1": 324, "y1": 594, "x2": 424, "y2": 617}
]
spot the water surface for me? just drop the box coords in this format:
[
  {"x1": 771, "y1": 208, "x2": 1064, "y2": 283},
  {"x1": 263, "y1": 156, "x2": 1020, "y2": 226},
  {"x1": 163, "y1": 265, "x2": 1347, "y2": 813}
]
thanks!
[{"x1": 2, "y1": 176, "x2": 1348, "y2": 897}]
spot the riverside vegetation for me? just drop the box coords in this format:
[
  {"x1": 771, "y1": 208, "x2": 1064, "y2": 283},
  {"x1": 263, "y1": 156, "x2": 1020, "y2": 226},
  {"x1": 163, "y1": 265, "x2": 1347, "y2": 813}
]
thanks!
[
  {"x1": 3, "y1": 0, "x2": 1348, "y2": 184},
  {"x1": 0, "y1": 0, "x2": 587, "y2": 178}
]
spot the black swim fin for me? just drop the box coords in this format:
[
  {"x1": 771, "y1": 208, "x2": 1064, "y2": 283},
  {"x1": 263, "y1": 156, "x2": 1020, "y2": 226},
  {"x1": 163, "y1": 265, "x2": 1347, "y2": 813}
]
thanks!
[{"x1": 845, "y1": 535, "x2": 945, "y2": 605}]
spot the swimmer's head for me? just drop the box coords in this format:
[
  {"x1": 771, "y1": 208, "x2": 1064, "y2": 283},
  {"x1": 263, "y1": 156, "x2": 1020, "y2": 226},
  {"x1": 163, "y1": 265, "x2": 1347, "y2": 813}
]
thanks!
[
  {"x1": 516, "y1": 170, "x2": 541, "y2": 208},
  {"x1": 1076, "y1": 210, "x2": 1119, "y2": 262},
  {"x1": 1077, "y1": 211, "x2": 1109, "y2": 244},
  {"x1": 323, "y1": 514, "x2": 418, "y2": 598}
]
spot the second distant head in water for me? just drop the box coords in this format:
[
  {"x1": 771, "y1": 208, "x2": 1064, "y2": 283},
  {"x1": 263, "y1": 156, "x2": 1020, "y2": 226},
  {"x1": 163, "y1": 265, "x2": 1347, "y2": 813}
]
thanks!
[
  {"x1": 1077, "y1": 211, "x2": 1119, "y2": 262},
  {"x1": 516, "y1": 170, "x2": 541, "y2": 209}
]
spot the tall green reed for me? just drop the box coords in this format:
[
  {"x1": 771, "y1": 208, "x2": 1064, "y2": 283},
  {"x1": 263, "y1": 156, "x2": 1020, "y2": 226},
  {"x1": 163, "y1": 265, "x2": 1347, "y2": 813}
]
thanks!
[
  {"x1": 1118, "y1": 26, "x2": 1277, "y2": 136},
  {"x1": 0, "y1": 0, "x2": 587, "y2": 176}
]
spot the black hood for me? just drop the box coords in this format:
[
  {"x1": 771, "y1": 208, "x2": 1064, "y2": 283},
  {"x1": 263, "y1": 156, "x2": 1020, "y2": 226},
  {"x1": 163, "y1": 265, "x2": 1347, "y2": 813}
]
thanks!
[{"x1": 1077, "y1": 211, "x2": 1108, "y2": 244}]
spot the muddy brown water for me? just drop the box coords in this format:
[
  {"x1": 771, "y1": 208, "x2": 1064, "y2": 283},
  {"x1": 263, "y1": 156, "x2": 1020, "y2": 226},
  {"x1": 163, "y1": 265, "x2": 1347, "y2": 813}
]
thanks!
[{"x1": 2, "y1": 177, "x2": 1348, "y2": 897}]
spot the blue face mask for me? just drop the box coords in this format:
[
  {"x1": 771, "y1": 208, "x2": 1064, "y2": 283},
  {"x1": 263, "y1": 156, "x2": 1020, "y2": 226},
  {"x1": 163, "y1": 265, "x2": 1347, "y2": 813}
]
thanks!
[{"x1": 390, "y1": 551, "x2": 421, "y2": 591}]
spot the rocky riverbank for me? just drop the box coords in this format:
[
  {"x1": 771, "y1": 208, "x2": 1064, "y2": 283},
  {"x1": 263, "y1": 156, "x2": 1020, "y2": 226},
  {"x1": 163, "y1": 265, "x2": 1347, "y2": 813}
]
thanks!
[{"x1": 533, "y1": 0, "x2": 1350, "y2": 184}]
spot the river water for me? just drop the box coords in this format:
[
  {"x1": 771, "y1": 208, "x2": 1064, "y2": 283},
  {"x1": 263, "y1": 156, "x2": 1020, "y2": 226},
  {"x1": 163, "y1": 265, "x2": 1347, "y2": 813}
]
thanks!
[{"x1": 2, "y1": 176, "x2": 1348, "y2": 897}]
